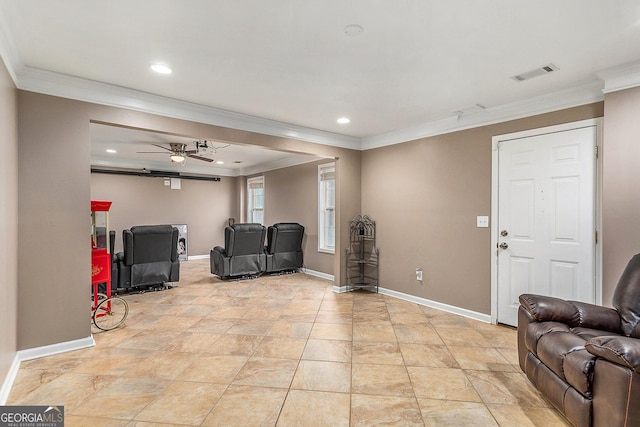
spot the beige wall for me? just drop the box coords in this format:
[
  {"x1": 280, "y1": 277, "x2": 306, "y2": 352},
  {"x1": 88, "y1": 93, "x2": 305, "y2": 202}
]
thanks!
[
  {"x1": 602, "y1": 86, "x2": 640, "y2": 304},
  {"x1": 0, "y1": 57, "x2": 18, "y2": 392},
  {"x1": 336, "y1": 150, "x2": 363, "y2": 282},
  {"x1": 256, "y1": 152, "x2": 362, "y2": 278},
  {"x1": 16, "y1": 91, "x2": 360, "y2": 350},
  {"x1": 362, "y1": 103, "x2": 604, "y2": 314},
  {"x1": 262, "y1": 160, "x2": 335, "y2": 274},
  {"x1": 18, "y1": 93, "x2": 92, "y2": 349},
  {"x1": 91, "y1": 173, "x2": 239, "y2": 255}
]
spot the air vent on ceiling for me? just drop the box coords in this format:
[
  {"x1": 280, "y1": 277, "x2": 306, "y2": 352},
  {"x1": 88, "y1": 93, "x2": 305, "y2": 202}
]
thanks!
[
  {"x1": 452, "y1": 103, "x2": 486, "y2": 116},
  {"x1": 511, "y1": 63, "x2": 559, "y2": 82}
]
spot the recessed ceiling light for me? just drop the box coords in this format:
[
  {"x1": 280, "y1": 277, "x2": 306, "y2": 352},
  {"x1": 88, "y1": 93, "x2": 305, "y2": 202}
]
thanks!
[
  {"x1": 106, "y1": 149, "x2": 117, "y2": 153},
  {"x1": 337, "y1": 117, "x2": 350, "y2": 124},
  {"x1": 150, "y1": 63, "x2": 172, "y2": 74},
  {"x1": 216, "y1": 161, "x2": 224, "y2": 165}
]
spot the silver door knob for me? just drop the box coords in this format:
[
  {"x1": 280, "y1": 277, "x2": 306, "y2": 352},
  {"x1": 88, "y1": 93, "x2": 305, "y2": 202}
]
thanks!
[{"x1": 499, "y1": 242, "x2": 509, "y2": 249}]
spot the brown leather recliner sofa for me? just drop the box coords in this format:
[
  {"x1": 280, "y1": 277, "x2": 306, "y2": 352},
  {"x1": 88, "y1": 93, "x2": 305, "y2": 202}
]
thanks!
[{"x1": 518, "y1": 253, "x2": 640, "y2": 427}]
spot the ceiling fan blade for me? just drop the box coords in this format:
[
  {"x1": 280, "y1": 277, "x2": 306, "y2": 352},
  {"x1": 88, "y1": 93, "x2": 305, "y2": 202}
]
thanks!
[
  {"x1": 186, "y1": 153, "x2": 214, "y2": 162},
  {"x1": 152, "y1": 144, "x2": 174, "y2": 152},
  {"x1": 212, "y1": 144, "x2": 231, "y2": 152},
  {"x1": 136, "y1": 151, "x2": 168, "y2": 154}
]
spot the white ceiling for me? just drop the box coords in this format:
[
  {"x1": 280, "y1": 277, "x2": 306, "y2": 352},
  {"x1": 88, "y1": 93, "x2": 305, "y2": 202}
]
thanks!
[{"x1": 2, "y1": 1, "x2": 640, "y2": 158}]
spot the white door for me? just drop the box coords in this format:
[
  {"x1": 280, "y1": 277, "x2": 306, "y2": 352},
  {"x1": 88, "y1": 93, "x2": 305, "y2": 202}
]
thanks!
[{"x1": 496, "y1": 124, "x2": 597, "y2": 327}]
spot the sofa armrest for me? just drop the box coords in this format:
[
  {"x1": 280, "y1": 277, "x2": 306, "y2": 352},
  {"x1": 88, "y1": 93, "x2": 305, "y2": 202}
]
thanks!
[
  {"x1": 569, "y1": 301, "x2": 621, "y2": 333},
  {"x1": 519, "y1": 294, "x2": 581, "y2": 325},
  {"x1": 212, "y1": 246, "x2": 226, "y2": 256},
  {"x1": 519, "y1": 294, "x2": 621, "y2": 331},
  {"x1": 586, "y1": 335, "x2": 640, "y2": 373}
]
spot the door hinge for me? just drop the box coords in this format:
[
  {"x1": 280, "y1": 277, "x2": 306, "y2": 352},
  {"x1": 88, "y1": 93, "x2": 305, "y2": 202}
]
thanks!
[
  {"x1": 595, "y1": 145, "x2": 599, "y2": 159},
  {"x1": 595, "y1": 230, "x2": 598, "y2": 244}
]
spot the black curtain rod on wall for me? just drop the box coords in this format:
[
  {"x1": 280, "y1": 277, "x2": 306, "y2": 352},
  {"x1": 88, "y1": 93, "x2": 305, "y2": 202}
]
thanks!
[{"x1": 91, "y1": 168, "x2": 221, "y2": 182}]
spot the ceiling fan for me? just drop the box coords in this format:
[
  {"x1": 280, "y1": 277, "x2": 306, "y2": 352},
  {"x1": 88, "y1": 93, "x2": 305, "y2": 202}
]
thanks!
[
  {"x1": 137, "y1": 142, "x2": 214, "y2": 163},
  {"x1": 194, "y1": 140, "x2": 231, "y2": 155}
]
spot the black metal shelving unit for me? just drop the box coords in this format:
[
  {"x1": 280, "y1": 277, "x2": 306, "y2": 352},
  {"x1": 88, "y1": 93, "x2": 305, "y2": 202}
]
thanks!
[{"x1": 345, "y1": 215, "x2": 379, "y2": 292}]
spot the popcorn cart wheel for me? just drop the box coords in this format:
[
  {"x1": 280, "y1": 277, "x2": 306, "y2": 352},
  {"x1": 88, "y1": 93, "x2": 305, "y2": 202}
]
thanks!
[
  {"x1": 92, "y1": 294, "x2": 129, "y2": 331},
  {"x1": 91, "y1": 200, "x2": 128, "y2": 331}
]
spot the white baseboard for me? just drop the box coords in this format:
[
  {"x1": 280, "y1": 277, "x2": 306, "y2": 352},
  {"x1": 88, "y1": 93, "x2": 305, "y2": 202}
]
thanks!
[
  {"x1": 187, "y1": 254, "x2": 209, "y2": 260},
  {"x1": 378, "y1": 287, "x2": 491, "y2": 323},
  {"x1": 17, "y1": 336, "x2": 96, "y2": 362},
  {"x1": 301, "y1": 268, "x2": 334, "y2": 281},
  {"x1": 332, "y1": 284, "x2": 491, "y2": 323},
  {"x1": 0, "y1": 335, "x2": 95, "y2": 405},
  {"x1": 0, "y1": 353, "x2": 21, "y2": 405}
]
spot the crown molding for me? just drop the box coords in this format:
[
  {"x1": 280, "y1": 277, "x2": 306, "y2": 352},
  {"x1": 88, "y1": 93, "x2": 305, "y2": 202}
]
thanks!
[
  {"x1": 360, "y1": 80, "x2": 605, "y2": 150},
  {"x1": 15, "y1": 67, "x2": 361, "y2": 150},
  {"x1": 597, "y1": 60, "x2": 640, "y2": 94}
]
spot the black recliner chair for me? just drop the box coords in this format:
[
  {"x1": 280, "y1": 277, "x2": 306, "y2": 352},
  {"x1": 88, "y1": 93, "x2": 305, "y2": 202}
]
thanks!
[
  {"x1": 210, "y1": 223, "x2": 266, "y2": 279},
  {"x1": 109, "y1": 230, "x2": 118, "y2": 290},
  {"x1": 116, "y1": 225, "x2": 180, "y2": 289},
  {"x1": 265, "y1": 223, "x2": 304, "y2": 274}
]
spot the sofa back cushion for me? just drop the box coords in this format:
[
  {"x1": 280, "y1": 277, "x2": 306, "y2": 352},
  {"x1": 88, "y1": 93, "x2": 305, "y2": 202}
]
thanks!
[
  {"x1": 225, "y1": 223, "x2": 266, "y2": 256},
  {"x1": 125, "y1": 225, "x2": 178, "y2": 264},
  {"x1": 612, "y1": 253, "x2": 640, "y2": 337},
  {"x1": 266, "y1": 223, "x2": 304, "y2": 254}
]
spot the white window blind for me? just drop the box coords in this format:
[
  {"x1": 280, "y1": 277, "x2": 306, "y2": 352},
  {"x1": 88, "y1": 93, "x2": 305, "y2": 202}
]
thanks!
[
  {"x1": 247, "y1": 176, "x2": 264, "y2": 224},
  {"x1": 318, "y1": 163, "x2": 335, "y2": 253}
]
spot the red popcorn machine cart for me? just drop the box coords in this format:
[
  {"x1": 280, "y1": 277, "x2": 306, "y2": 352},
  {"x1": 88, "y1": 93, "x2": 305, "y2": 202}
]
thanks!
[{"x1": 91, "y1": 200, "x2": 128, "y2": 330}]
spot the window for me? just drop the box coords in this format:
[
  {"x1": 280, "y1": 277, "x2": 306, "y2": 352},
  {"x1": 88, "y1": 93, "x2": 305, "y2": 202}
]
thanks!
[
  {"x1": 318, "y1": 163, "x2": 335, "y2": 253},
  {"x1": 247, "y1": 176, "x2": 264, "y2": 224}
]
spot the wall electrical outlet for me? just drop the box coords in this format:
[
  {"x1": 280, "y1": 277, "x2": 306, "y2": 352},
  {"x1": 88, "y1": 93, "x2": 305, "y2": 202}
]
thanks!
[{"x1": 416, "y1": 268, "x2": 423, "y2": 281}]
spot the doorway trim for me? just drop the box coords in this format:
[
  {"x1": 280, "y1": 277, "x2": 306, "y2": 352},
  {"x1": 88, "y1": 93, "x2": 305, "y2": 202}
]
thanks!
[{"x1": 490, "y1": 118, "x2": 603, "y2": 325}]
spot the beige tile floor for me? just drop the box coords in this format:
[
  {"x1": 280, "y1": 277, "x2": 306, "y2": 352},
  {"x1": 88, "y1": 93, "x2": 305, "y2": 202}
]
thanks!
[{"x1": 7, "y1": 259, "x2": 571, "y2": 426}]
